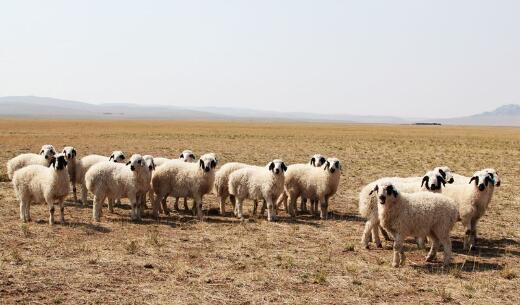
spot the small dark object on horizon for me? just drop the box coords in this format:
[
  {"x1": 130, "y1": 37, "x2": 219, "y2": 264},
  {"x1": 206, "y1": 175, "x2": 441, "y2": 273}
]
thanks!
[{"x1": 414, "y1": 122, "x2": 442, "y2": 126}]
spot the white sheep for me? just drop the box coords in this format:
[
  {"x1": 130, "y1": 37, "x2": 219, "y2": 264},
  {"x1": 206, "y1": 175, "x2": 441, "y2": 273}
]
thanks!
[
  {"x1": 359, "y1": 170, "x2": 445, "y2": 249},
  {"x1": 6, "y1": 144, "x2": 56, "y2": 179},
  {"x1": 277, "y1": 154, "x2": 327, "y2": 214},
  {"x1": 85, "y1": 154, "x2": 148, "y2": 221},
  {"x1": 441, "y1": 169, "x2": 498, "y2": 250},
  {"x1": 172, "y1": 150, "x2": 197, "y2": 212},
  {"x1": 138, "y1": 155, "x2": 156, "y2": 213},
  {"x1": 12, "y1": 153, "x2": 71, "y2": 225},
  {"x1": 75, "y1": 151, "x2": 126, "y2": 206},
  {"x1": 214, "y1": 162, "x2": 251, "y2": 215},
  {"x1": 451, "y1": 168, "x2": 501, "y2": 186},
  {"x1": 373, "y1": 182, "x2": 458, "y2": 267},
  {"x1": 151, "y1": 153, "x2": 218, "y2": 220},
  {"x1": 280, "y1": 158, "x2": 341, "y2": 219},
  {"x1": 228, "y1": 159, "x2": 287, "y2": 221},
  {"x1": 61, "y1": 146, "x2": 78, "y2": 201}
]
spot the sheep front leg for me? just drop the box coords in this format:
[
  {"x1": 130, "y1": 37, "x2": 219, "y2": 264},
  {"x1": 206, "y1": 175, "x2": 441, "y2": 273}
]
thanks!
[
  {"x1": 19, "y1": 200, "x2": 28, "y2": 223},
  {"x1": 93, "y1": 195, "x2": 104, "y2": 222},
  {"x1": 469, "y1": 219, "x2": 478, "y2": 249},
  {"x1": 219, "y1": 196, "x2": 226, "y2": 215},
  {"x1": 48, "y1": 203, "x2": 55, "y2": 225},
  {"x1": 463, "y1": 221, "x2": 472, "y2": 251},
  {"x1": 260, "y1": 200, "x2": 267, "y2": 216},
  {"x1": 319, "y1": 197, "x2": 329, "y2": 220},
  {"x1": 392, "y1": 233, "x2": 404, "y2": 267},
  {"x1": 173, "y1": 197, "x2": 180, "y2": 211},
  {"x1": 252, "y1": 200, "x2": 258, "y2": 216},
  {"x1": 266, "y1": 198, "x2": 276, "y2": 222},
  {"x1": 161, "y1": 197, "x2": 170, "y2": 216},
  {"x1": 59, "y1": 199, "x2": 65, "y2": 224},
  {"x1": 236, "y1": 198, "x2": 244, "y2": 220},
  {"x1": 108, "y1": 198, "x2": 114, "y2": 213},
  {"x1": 72, "y1": 183, "x2": 78, "y2": 203},
  {"x1": 288, "y1": 195, "x2": 297, "y2": 218},
  {"x1": 183, "y1": 197, "x2": 189, "y2": 211},
  {"x1": 440, "y1": 236, "x2": 452, "y2": 266},
  {"x1": 425, "y1": 235, "x2": 439, "y2": 262},
  {"x1": 151, "y1": 193, "x2": 164, "y2": 219},
  {"x1": 194, "y1": 195, "x2": 203, "y2": 220},
  {"x1": 81, "y1": 182, "x2": 88, "y2": 207},
  {"x1": 129, "y1": 193, "x2": 139, "y2": 221},
  {"x1": 300, "y1": 198, "x2": 308, "y2": 213}
]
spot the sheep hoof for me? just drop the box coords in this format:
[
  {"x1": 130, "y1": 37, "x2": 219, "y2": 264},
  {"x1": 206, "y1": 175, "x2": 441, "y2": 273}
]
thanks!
[
  {"x1": 425, "y1": 255, "x2": 435, "y2": 262},
  {"x1": 392, "y1": 262, "x2": 399, "y2": 268},
  {"x1": 376, "y1": 244, "x2": 383, "y2": 249}
]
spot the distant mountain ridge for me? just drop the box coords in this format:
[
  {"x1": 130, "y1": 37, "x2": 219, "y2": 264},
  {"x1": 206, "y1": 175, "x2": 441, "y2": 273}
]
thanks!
[{"x1": 0, "y1": 96, "x2": 518, "y2": 126}]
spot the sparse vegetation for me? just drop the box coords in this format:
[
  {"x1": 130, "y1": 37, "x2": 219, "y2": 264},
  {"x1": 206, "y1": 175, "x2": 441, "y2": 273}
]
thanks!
[{"x1": 0, "y1": 119, "x2": 519, "y2": 304}]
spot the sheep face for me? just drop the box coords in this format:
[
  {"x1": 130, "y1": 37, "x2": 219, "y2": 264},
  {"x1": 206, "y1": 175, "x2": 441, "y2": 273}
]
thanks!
[
  {"x1": 421, "y1": 171, "x2": 446, "y2": 191},
  {"x1": 199, "y1": 153, "x2": 218, "y2": 173},
  {"x1": 469, "y1": 171, "x2": 494, "y2": 191},
  {"x1": 179, "y1": 150, "x2": 196, "y2": 162},
  {"x1": 126, "y1": 154, "x2": 145, "y2": 172},
  {"x1": 434, "y1": 166, "x2": 454, "y2": 184},
  {"x1": 323, "y1": 158, "x2": 341, "y2": 174},
  {"x1": 50, "y1": 153, "x2": 68, "y2": 171},
  {"x1": 310, "y1": 154, "x2": 326, "y2": 167},
  {"x1": 372, "y1": 183, "x2": 399, "y2": 205},
  {"x1": 143, "y1": 155, "x2": 156, "y2": 171},
  {"x1": 481, "y1": 168, "x2": 500, "y2": 186},
  {"x1": 109, "y1": 151, "x2": 126, "y2": 163},
  {"x1": 39, "y1": 144, "x2": 56, "y2": 160},
  {"x1": 62, "y1": 146, "x2": 77, "y2": 160},
  {"x1": 267, "y1": 159, "x2": 287, "y2": 175}
]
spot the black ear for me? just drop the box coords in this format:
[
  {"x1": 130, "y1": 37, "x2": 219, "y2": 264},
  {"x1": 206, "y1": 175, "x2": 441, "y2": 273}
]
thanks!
[
  {"x1": 484, "y1": 175, "x2": 492, "y2": 186},
  {"x1": 421, "y1": 175, "x2": 429, "y2": 188},
  {"x1": 281, "y1": 162, "x2": 287, "y2": 172},
  {"x1": 439, "y1": 175, "x2": 446, "y2": 186},
  {"x1": 72, "y1": 149, "x2": 76, "y2": 157},
  {"x1": 40, "y1": 149, "x2": 44, "y2": 155},
  {"x1": 438, "y1": 169, "x2": 446, "y2": 179},
  {"x1": 199, "y1": 159, "x2": 204, "y2": 169},
  {"x1": 50, "y1": 157, "x2": 56, "y2": 168},
  {"x1": 109, "y1": 155, "x2": 114, "y2": 161},
  {"x1": 126, "y1": 161, "x2": 131, "y2": 166},
  {"x1": 152, "y1": 160, "x2": 156, "y2": 170},
  {"x1": 320, "y1": 157, "x2": 326, "y2": 165},
  {"x1": 211, "y1": 160, "x2": 217, "y2": 168},
  {"x1": 190, "y1": 154, "x2": 195, "y2": 160},
  {"x1": 469, "y1": 176, "x2": 478, "y2": 185},
  {"x1": 369, "y1": 184, "x2": 379, "y2": 195},
  {"x1": 334, "y1": 161, "x2": 340, "y2": 169},
  {"x1": 269, "y1": 162, "x2": 275, "y2": 171},
  {"x1": 324, "y1": 161, "x2": 330, "y2": 170},
  {"x1": 180, "y1": 153, "x2": 184, "y2": 158},
  {"x1": 310, "y1": 158, "x2": 315, "y2": 166}
]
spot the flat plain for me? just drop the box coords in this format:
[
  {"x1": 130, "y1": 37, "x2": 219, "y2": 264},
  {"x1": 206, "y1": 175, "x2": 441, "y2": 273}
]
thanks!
[{"x1": 0, "y1": 119, "x2": 519, "y2": 304}]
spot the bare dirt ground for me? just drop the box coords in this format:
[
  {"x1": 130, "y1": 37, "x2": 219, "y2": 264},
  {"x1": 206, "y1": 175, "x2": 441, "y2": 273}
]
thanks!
[{"x1": 0, "y1": 119, "x2": 519, "y2": 304}]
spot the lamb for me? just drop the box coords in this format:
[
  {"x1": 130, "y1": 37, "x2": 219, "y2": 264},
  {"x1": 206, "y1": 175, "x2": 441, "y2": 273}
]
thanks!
[
  {"x1": 151, "y1": 153, "x2": 218, "y2": 220},
  {"x1": 12, "y1": 153, "x2": 71, "y2": 225},
  {"x1": 6, "y1": 144, "x2": 57, "y2": 179},
  {"x1": 62, "y1": 146, "x2": 78, "y2": 201},
  {"x1": 228, "y1": 159, "x2": 287, "y2": 222},
  {"x1": 373, "y1": 182, "x2": 458, "y2": 267},
  {"x1": 359, "y1": 170, "x2": 445, "y2": 249},
  {"x1": 75, "y1": 151, "x2": 126, "y2": 206},
  {"x1": 214, "y1": 162, "x2": 251, "y2": 215},
  {"x1": 279, "y1": 158, "x2": 341, "y2": 220},
  {"x1": 441, "y1": 170, "x2": 498, "y2": 250},
  {"x1": 85, "y1": 154, "x2": 148, "y2": 221}
]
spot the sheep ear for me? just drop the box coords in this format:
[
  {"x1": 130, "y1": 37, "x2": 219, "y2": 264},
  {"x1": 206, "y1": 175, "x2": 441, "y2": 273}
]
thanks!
[
  {"x1": 199, "y1": 159, "x2": 204, "y2": 169},
  {"x1": 438, "y1": 169, "x2": 446, "y2": 179},
  {"x1": 50, "y1": 157, "x2": 56, "y2": 168},
  {"x1": 369, "y1": 185, "x2": 379, "y2": 195},
  {"x1": 469, "y1": 176, "x2": 478, "y2": 185},
  {"x1": 39, "y1": 149, "x2": 44, "y2": 155},
  {"x1": 335, "y1": 161, "x2": 341, "y2": 170},
  {"x1": 439, "y1": 176, "x2": 446, "y2": 187},
  {"x1": 180, "y1": 153, "x2": 184, "y2": 159},
  {"x1": 281, "y1": 162, "x2": 287, "y2": 172},
  {"x1": 320, "y1": 157, "x2": 326, "y2": 165},
  {"x1": 211, "y1": 160, "x2": 217, "y2": 169},
  {"x1": 310, "y1": 158, "x2": 315, "y2": 166},
  {"x1": 72, "y1": 149, "x2": 76, "y2": 157},
  {"x1": 152, "y1": 160, "x2": 156, "y2": 170},
  {"x1": 269, "y1": 162, "x2": 275, "y2": 171},
  {"x1": 109, "y1": 155, "x2": 114, "y2": 161},
  {"x1": 324, "y1": 161, "x2": 330, "y2": 170},
  {"x1": 126, "y1": 161, "x2": 131, "y2": 166},
  {"x1": 190, "y1": 154, "x2": 195, "y2": 160},
  {"x1": 421, "y1": 176, "x2": 429, "y2": 188}
]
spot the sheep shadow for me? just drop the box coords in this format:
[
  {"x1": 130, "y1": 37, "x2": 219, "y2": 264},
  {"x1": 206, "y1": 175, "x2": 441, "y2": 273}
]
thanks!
[
  {"x1": 413, "y1": 260, "x2": 503, "y2": 274},
  {"x1": 67, "y1": 221, "x2": 112, "y2": 233},
  {"x1": 110, "y1": 215, "x2": 180, "y2": 228},
  {"x1": 451, "y1": 238, "x2": 520, "y2": 258}
]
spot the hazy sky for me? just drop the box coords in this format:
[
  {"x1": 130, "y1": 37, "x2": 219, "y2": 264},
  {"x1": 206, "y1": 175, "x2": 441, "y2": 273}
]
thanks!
[{"x1": 1, "y1": 1, "x2": 518, "y2": 118}]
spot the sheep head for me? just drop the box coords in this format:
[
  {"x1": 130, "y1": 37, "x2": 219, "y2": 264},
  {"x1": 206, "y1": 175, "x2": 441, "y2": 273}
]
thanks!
[
  {"x1": 126, "y1": 154, "x2": 145, "y2": 172},
  {"x1": 310, "y1": 154, "x2": 326, "y2": 167},
  {"x1": 323, "y1": 158, "x2": 341, "y2": 174},
  {"x1": 199, "y1": 153, "x2": 218, "y2": 173},
  {"x1": 109, "y1": 151, "x2": 126, "y2": 163},
  {"x1": 39, "y1": 144, "x2": 56, "y2": 160},
  {"x1": 62, "y1": 146, "x2": 77, "y2": 160},
  {"x1": 180, "y1": 150, "x2": 196, "y2": 163},
  {"x1": 268, "y1": 159, "x2": 287, "y2": 175}
]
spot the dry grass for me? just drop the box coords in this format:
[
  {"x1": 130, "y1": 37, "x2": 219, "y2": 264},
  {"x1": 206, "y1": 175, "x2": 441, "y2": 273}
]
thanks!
[{"x1": 0, "y1": 119, "x2": 519, "y2": 304}]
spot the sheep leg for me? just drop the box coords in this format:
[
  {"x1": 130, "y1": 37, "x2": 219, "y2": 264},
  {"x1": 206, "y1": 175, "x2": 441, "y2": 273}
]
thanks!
[
  {"x1": 230, "y1": 195, "x2": 238, "y2": 216},
  {"x1": 147, "y1": 190, "x2": 154, "y2": 206},
  {"x1": 237, "y1": 199, "x2": 244, "y2": 220},
  {"x1": 392, "y1": 234, "x2": 404, "y2": 267},
  {"x1": 108, "y1": 198, "x2": 115, "y2": 213},
  {"x1": 463, "y1": 222, "x2": 472, "y2": 251},
  {"x1": 130, "y1": 194, "x2": 139, "y2": 221},
  {"x1": 151, "y1": 193, "x2": 164, "y2": 219},
  {"x1": 25, "y1": 199, "x2": 32, "y2": 222},
  {"x1": 426, "y1": 234, "x2": 439, "y2": 262},
  {"x1": 372, "y1": 223, "x2": 382, "y2": 248},
  {"x1": 320, "y1": 197, "x2": 329, "y2": 220},
  {"x1": 219, "y1": 196, "x2": 226, "y2": 215},
  {"x1": 440, "y1": 236, "x2": 452, "y2": 266},
  {"x1": 380, "y1": 227, "x2": 392, "y2": 241},
  {"x1": 19, "y1": 200, "x2": 28, "y2": 223},
  {"x1": 266, "y1": 198, "x2": 276, "y2": 222},
  {"x1": 183, "y1": 197, "x2": 189, "y2": 211},
  {"x1": 312, "y1": 200, "x2": 319, "y2": 216},
  {"x1": 288, "y1": 195, "x2": 297, "y2": 218},
  {"x1": 260, "y1": 200, "x2": 267, "y2": 216},
  {"x1": 59, "y1": 199, "x2": 65, "y2": 224},
  {"x1": 300, "y1": 197, "x2": 308, "y2": 213},
  {"x1": 194, "y1": 196, "x2": 203, "y2": 220},
  {"x1": 72, "y1": 183, "x2": 78, "y2": 203},
  {"x1": 416, "y1": 237, "x2": 425, "y2": 249},
  {"x1": 470, "y1": 219, "x2": 478, "y2": 249},
  {"x1": 161, "y1": 197, "x2": 170, "y2": 216},
  {"x1": 48, "y1": 204, "x2": 55, "y2": 225},
  {"x1": 93, "y1": 195, "x2": 105, "y2": 222},
  {"x1": 252, "y1": 200, "x2": 258, "y2": 216},
  {"x1": 81, "y1": 182, "x2": 88, "y2": 207}
]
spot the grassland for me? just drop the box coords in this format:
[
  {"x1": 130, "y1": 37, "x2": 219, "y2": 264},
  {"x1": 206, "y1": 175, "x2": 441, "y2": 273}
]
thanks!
[{"x1": 0, "y1": 119, "x2": 519, "y2": 304}]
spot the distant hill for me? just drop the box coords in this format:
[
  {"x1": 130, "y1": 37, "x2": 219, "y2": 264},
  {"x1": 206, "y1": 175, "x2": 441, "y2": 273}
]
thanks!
[{"x1": 0, "y1": 96, "x2": 518, "y2": 126}]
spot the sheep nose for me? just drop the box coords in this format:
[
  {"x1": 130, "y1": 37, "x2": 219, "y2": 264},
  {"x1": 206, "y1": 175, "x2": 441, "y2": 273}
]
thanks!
[
  {"x1": 130, "y1": 165, "x2": 135, "y2": 171},
  {"x1": 67, "y1": 154, "x2": 71, "y2": 159},
  {"x1": 448, "y1": 178, "x2": 454, "y2": 184},
  {"x1": 478, "y1": 184, "x2": 485, "y2": 191},
  {"x1": 148, "y1": 165, "x2": 153, "y2": 170},
  {"x1": 275, "y1": 169, "x2": 280, "y2": 174},
  {"x1": 378, "y1": 195, "x2": 386, "y2": 204},
  {"x1": 330, "y1": 168, "x2": 335, "y2": 173},
  {"x1": 204, "y1": 167, "x2": 210, "y2": 172}
]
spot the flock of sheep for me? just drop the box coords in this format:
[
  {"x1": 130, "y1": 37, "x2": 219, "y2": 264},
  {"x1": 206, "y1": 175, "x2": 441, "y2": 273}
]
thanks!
[{"x1": 6, "y1": 144, "x2": 500, "y2": 268}]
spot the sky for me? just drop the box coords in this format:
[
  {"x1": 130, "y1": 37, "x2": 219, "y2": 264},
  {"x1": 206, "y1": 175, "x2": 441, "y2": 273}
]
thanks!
[{"x1": 0, "y1": 0, "x2": 519, "y2": 118}]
